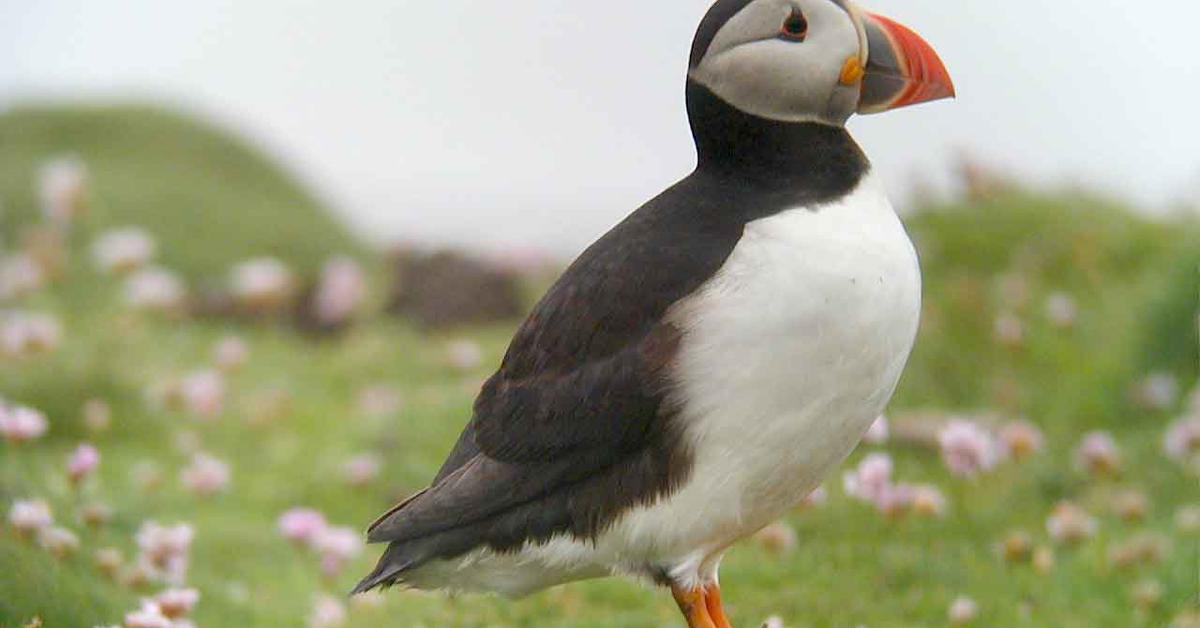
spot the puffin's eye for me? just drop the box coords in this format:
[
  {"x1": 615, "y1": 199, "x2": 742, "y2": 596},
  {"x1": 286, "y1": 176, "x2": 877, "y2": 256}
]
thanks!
[{"x1": 780, "y1": 9, "x2": 808, "y2": 42}]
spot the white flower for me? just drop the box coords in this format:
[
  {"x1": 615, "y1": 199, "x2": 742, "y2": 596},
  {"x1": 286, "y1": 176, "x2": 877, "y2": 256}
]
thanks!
[
  {"x1": 124, "y1": 267, "x2": 186, "y2": 312},
  {"x1": 1135, "y1": 373, "x2": 1180, "y2": 412},
  {"x1": 357, "y1": 385, "x2": 403, "y2": 418},
  {"x1": 0, "y1": 254, "x2": 45, "y2": 299},
  {"x1": 38, "y1": 157, "x2": 88, "y2": 226},
  {"x1": 9, "y1": 499, "x2": 54, "y2": 535},
  {"x1": 135, "y1": 521, "x2": 194, "y2": 585},
  {"x1": 155, "y1": 587, "x2": 200, "y2": 619},
  {"x1": 1164, "y1": 415, "x2": 1200, "y2": 465},
  {"x1": 948, "y1": 596, "x2": 979, "y2": 625},
  {"x1": 938, "y1": 420, "x2": 1001, "y2": 478},
  {"x1": 313, "y1": 257, "x2": 367, "y2": 326},
  {"x1": 1, "y1": 311, "x2": 62, "y2": 358},
  {"x1": 230, "y1": 258, "x2": 295, "y2": 311},
  {"x1": 92, "y1": 228, "x2": 156, "y2": 275},
  {"x1": 1044, "y1": 292, "x2": 1078, "y2": 328},
  {"x1": 180, "y1": 370, "x2": 225, "y2": 420},
  {"x1": 446, "y1": 340, "x2": 483, "y2": 372},
  {"x1": 1046, "y1": 502, "x2": 1098, "y2": 545},
  {"x1": 38, "y1": 525, "x2": 80, "y2": 558},
  {"x1": 180, "y1": 453, "x2": 231, "y2": 497},
  {"x1": 123, "y1": 601, "x2": 172, "y2": 628},
  {"x1": 1075, "y1": 431, "x2": 1121, "y2": 476}
]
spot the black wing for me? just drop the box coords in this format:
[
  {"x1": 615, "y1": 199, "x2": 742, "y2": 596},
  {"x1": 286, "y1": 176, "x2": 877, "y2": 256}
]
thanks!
[{"x1": 355, "y1": 175, "x2": 748, "y2": 592}]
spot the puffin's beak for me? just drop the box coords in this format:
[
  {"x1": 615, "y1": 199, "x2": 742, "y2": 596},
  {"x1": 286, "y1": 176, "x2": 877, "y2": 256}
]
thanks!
[{"x1": 855, "y1": 12, "x2": 955, "y2": 114}]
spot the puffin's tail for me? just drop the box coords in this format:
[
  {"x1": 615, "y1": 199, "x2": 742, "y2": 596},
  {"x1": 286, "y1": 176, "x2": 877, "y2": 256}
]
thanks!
[{"x1": 350, "y1": 542, "x2": 417, "y2": 595}]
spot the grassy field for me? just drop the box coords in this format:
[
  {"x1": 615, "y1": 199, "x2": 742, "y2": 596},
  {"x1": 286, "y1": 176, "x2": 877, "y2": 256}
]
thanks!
[{"x1": 1, "y1": 105, "x2": 1198, "y2": 627}]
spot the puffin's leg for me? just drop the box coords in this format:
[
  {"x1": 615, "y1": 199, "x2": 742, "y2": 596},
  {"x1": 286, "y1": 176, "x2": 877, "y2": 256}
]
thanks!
[
  {"x1": 703, "y1": 584, "x2": 733, "y2": 628},
  {"x1": 672, "y1": 584, "x2": 717, "y2": 628}
]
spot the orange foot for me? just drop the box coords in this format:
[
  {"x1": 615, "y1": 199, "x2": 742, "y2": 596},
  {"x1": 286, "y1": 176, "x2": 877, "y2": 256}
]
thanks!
[{"x1": 671, "y1": 583, "x2": 733, "y2": 628}]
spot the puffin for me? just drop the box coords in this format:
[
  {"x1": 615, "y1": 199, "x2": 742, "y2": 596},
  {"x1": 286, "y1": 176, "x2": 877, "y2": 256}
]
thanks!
[{"x1": 355, "y1": 1, "x2": 954, "y2": 626}]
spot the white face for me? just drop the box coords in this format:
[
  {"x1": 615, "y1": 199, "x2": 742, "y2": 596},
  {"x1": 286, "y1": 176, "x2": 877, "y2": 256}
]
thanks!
[{"x1": 689, "y1": 0, "x2": 867, "y2": 126}]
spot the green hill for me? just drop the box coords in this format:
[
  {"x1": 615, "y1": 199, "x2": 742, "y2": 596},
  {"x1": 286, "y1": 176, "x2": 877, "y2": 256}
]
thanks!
[{"x1": 0, "y1": 105, "x2": 366, "y2": 278}]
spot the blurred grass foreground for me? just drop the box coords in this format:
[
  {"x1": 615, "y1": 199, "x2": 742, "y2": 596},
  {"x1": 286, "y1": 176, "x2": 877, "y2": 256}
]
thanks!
[{"x1": 1, "y1": 104, "x2": 1198, "y2": 627}]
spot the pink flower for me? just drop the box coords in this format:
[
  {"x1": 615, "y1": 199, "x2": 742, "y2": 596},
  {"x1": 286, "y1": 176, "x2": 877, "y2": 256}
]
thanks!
[
  {"x1": 1044, "y1": 293, "x2": 1078, "y2": 328},
  {"x1": 357, "y1": 385, "x2": 403, "y2": 418},
  {"x1": 309, "y1": 594, "x2": 347, "y2": 628},
  {"x1": 1133, "y1": 373, "x2": 1180, "y2": 412},
  {"x1": 0, "y1": 254, "x2": 45, "y2": 299},
  {"x1": 38, "y1": 156, "x2": 88, "y2": 226},
  {"x1": 342, "y1": 454, "x2": 382, "y2": 487},
  {"x1": 938, "y1": 420, "x2": 1000, "y2": 478},
  {"x1": 999, "y1": 420, "x2": 1044, "y2": 460},
  {"x1": 876, "y1": 483, "x2": 917, "y2": 518},
  {"x1": 446, "y1": 340, "x2": 484, "y2": 372},
  {"x1": 124, "y1": 267, "x2": 186, "y2": 312},
  {"x1": 67, "y1": 443, "x2": 101, "y2": 484},
  {"x1": 180, "y1": 453, "x2": 231, "y2": 497},
  {"x1": 1075, "y1": 431, "x2": 1121, "y2": 476},
  {"x1": 312, "y1": 525, "x2": 362, "y2": 578},
  {"x1": 754, "y1": 521, "x2": 797, "y2": 556},
  {"x1": 231, "y1": 258, "x2": 295, "y2": 311},
  {"x1": 155, "y1": 587, "x2": 200, "y2": 619},
  {"x1": 313, "y1": 257, "x2": 367, "y2": 326},
  {"x1": 9, "y1": 499, "x2": 53, "y2": 536},
  {"x1": 1046, "y1": 502, "x2": 1098, "y2": 545},
  {"x1": 863, "y1": 415, "x2": 889, "y2": 445},
  {"x1": 180, "y1": 370, "x2": 225, "y2": 420},
  {"x1": 92, "y1": 228, "x2": 157, "y2": 275},
  {"x1": 124, "y1": 600, "x2": 172, "y2": 628},
  {"x1": 38, "y1": 525, "x2": 80, "y2": 558},
  {"x1": 1, "y1": 405, "x2": 49, "y2": 443},
  {"x1": 94, "y1": 546, "x2": 124, "y2": 578},
  {"x1": 1164, "y1": 415, "x2": 1200, "y2": 464},
  {"x1": 212, "y1": 336, "x2": 249, "y2": 372},
  {"x1": 843, "y1": 453, "x2": 894, "y2": 504},
  {"x1": 1, "y1": 311, "x2": 62, "y2": 358},
  {"x1": 135, "y1": 521, "x2": 194, "y2": 585},
  {"x1": 279, "y1": 508, "x2": 328, "y2": 545},
  {"x1": 800, "y1": 485, "x2": 827, "y2": 509}
]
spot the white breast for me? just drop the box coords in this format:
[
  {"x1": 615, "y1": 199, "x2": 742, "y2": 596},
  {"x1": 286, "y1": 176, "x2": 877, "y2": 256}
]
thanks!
[{"x1": 602, "y1": 172, "x2": 922, "y2": 577}]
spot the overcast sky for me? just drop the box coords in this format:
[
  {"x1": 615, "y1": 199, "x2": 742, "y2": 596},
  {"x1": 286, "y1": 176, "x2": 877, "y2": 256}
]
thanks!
[{"x1": 3, "y1": 0, "x2": 1198, "y2": 255}]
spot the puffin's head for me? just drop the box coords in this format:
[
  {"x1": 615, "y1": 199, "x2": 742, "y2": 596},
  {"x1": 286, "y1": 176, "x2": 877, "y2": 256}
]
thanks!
[{"x1": 688, "y1": 0, "x2": 954, "y2": 126}]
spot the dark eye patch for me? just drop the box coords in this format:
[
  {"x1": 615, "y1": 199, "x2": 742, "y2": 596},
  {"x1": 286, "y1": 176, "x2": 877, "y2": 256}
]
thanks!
[{"x1": 779, "y1": 8, "x2": 808, "y2": 41}]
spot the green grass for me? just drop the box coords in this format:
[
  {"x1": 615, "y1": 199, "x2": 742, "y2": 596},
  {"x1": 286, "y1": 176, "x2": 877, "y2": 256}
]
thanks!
[
  {"x1": 0, "y1": 105, "x2": 365, "y2": 280},
  {"x1": 1, "y1": 106, "x2": 1199, "y2": 627}
]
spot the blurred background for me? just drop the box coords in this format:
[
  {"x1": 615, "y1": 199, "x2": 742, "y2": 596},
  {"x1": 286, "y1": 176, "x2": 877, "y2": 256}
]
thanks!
[{"x1": 2, "y1": 1, "x2": 1198, "y2": 626}]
